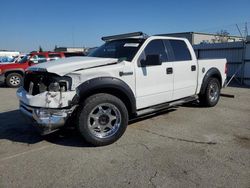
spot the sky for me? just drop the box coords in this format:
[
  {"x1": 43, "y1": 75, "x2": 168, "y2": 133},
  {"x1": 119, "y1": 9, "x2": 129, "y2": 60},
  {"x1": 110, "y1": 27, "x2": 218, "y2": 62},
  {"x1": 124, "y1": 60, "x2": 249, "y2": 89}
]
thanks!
[{"x1": 0, "y1": 0, "x2": 250, "y2": 52}]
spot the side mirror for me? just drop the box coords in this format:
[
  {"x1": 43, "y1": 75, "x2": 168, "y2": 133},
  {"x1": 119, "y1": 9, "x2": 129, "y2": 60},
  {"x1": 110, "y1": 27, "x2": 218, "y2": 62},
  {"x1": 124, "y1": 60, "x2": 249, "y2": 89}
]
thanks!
[
  {"x1": 28, "y1": 61, "x2": 33, "y2": 66},
  {"x1": 140, "y1": 54, "x2": 162, "y2": 67}
]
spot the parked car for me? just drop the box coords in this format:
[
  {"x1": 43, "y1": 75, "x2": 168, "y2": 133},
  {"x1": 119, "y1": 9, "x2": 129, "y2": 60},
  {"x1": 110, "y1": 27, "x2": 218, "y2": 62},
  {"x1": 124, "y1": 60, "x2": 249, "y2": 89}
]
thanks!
[
  {"x1": 17, "y1": 32, "x2": 227, "y2": 146},
  {"x1": 0, "y1": 56, "x2": 15, "y2": 64},
  {"x1": 0, "y1": 55, "x2": 26, "y2": 64},
  {"x1": 63, "y1": 52, "x2": 86, "y2": 57},
  {"x1": 0, "y1": 51, "x2": 65, "y2": 87}
]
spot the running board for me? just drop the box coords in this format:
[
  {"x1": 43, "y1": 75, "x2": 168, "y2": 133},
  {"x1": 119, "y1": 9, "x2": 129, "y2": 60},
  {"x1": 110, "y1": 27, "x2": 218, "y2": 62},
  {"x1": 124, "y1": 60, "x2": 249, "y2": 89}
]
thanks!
[{"x1": 136, "y1": 95, "x2": 198, "y2": 117}]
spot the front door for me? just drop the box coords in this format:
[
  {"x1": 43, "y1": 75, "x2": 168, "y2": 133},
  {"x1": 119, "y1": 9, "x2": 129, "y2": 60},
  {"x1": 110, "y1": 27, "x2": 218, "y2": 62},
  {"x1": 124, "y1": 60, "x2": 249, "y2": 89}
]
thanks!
[{"x1": 135, "y1": 39, "x2": 173, "y2": 109}]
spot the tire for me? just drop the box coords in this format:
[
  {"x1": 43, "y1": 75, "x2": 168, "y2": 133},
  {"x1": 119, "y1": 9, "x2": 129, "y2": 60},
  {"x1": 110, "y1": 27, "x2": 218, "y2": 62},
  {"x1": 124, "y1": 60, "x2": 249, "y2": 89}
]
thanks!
[
  {"x1": 77, "y1": 93, "x2": 128, "y2": 146},
  {"x1": 199, "y1": 77, "x2": 221, "y2": 107},
  {"x1": 6, "y1": 73, "x2": 23, "y2": 88}
]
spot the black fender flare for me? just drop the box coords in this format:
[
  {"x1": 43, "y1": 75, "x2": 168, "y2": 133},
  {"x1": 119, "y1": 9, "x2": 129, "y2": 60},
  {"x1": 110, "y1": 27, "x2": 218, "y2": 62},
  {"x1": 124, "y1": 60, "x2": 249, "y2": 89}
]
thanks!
[
  {"x1": 200, "y1": 67, "x2": 222, "y2": 95},
  {"x1": 75, "y1": 77, "x2": 136, "y2": 114}
]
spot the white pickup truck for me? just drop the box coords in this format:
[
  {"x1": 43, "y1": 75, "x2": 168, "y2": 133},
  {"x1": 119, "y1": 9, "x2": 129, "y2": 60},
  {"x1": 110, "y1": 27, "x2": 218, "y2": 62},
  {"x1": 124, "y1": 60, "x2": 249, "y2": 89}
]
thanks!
[{"x1": 17, "y1": 32, "x2": 227, "y2": 146}]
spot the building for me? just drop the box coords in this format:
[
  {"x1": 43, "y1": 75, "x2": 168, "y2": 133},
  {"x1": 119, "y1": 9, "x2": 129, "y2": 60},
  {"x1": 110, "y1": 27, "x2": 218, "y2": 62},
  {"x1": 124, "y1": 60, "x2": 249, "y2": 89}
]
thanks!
[
  {"x1": 0, "y1": 50, "x2": 20, "y2": 57},
  {"x1": 193, "y1": 38, "x2": 250, "y2": 86},
  {"x1": 159, "y1": 32, "x2": 243, "y2": 45}
]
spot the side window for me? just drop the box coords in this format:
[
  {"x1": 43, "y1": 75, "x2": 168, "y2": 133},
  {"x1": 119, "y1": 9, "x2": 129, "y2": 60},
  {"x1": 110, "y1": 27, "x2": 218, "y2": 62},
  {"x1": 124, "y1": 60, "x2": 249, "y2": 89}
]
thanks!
[
  {"x1": 140, "y1": 39, "x2": 168, "y2": 63},
  {"x1": 49, "y1": 54, "x2": 61, "y2": 61},
  {"x1": 37, "y1": 55, "x2": 47, "y2": 63},
  {"x1": 30, "y1": 55, "x2": 39, "y2": 63},
  {"x1": 167, "y1": 40, "x2": 192, "y2": 61},
  {"x1": 30, "y1": 55, "x2": 47, "y2": 63}
]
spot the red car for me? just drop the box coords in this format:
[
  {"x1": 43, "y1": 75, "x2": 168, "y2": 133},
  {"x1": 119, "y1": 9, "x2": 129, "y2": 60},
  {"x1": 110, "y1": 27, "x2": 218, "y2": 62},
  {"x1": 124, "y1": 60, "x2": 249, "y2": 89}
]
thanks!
[{"x1": 0, "y1": 52, "x2": 65, "y2": 87}]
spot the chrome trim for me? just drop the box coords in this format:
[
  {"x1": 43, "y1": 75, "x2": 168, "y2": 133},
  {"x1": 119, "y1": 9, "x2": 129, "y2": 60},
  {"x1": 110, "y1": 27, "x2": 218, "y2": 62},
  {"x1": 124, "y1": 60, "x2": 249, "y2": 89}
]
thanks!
[
  {"x1": 87, "y1": 103, "x2": 121, "y2": 139},
  {"x1": 19, "y1": 102, "x2": 77, "y2": 134}
]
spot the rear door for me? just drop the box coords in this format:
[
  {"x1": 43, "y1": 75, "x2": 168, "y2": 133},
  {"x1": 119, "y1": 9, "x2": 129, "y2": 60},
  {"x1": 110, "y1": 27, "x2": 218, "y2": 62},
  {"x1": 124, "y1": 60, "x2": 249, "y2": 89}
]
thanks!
[
  {"x1": 135, "y1": 39, "x2": 173, "y2": 109},
  {"x1": 164, "y1": 39, "x2": 197, "y2": 100}
]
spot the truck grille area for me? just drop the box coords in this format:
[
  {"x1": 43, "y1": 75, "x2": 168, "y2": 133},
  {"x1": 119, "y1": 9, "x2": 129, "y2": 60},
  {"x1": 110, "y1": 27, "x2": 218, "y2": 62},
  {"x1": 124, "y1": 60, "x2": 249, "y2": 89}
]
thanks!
[{"x1": 23, "y1": 72, "x2": 72, "y2": 95}]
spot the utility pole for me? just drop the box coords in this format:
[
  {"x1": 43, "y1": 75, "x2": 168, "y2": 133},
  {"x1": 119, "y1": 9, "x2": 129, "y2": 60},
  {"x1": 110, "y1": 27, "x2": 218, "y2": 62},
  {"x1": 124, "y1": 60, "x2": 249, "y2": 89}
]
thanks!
[
  {"x1": 71, "y1": 26, "x2": 75, "y2": 47},
  {"x1": 244, "y1": 22, "x2": 248, "y2": 38},
  {"x1": 236, "y1": 24, "x2": 243, "y2": 38}
]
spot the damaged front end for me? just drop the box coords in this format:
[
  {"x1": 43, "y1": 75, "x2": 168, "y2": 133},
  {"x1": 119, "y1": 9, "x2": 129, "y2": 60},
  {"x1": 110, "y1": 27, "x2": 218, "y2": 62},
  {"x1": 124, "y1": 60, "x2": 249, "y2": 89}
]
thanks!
[{"x1": 17, "y1": 71, "x2": 78, "y2": 134}]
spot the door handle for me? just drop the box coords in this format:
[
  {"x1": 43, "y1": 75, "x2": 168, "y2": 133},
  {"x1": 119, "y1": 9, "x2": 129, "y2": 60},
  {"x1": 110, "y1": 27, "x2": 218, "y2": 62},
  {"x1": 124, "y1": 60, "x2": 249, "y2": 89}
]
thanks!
[
  {"x1": 191, "y1": 65, "x2": 196, "y2": 71},
  {"x1": 166, "y1": 67, "x2": 173, "y2": 74}
]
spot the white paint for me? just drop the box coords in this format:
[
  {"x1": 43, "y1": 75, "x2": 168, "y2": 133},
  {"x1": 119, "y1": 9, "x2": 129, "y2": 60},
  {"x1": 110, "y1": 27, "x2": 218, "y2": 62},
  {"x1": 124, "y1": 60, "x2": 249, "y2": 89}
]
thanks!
[
  {"x1": 28, "y1": 56, "x2": 118, "y2": 76},
  {"x1": 133, "y1": 37, "x2": 174, "y2": 109},
  {"x1": 196, "y1": 59, "x2": 227, "y2": 93}
]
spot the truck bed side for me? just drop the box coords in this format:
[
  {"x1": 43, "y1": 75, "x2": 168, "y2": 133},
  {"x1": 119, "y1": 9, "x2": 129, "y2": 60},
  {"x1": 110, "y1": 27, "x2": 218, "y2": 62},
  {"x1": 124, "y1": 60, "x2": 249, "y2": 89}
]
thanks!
[{"x1": 196, "y1": 59, "x2": 227, "y2": 94}]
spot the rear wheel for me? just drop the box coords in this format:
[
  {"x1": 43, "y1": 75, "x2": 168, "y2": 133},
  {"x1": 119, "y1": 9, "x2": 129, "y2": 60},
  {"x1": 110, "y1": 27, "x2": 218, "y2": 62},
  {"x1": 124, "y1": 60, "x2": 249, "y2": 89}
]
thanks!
[
  {"x1": 77, "y1": 93, "x2": 128, "y2": 146},
  {"x1": 6, "y1": 73, "x2": 22, "y2": 88},
  {"x1": 199, "y1": 77, "x2": 220, "y2": 107}
]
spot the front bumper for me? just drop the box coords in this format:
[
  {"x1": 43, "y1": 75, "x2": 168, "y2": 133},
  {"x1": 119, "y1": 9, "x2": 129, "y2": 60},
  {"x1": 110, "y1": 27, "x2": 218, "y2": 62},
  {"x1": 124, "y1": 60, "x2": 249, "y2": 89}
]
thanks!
[
  {"x1": 20, "y1": 102, "x2": 76, "y2": 135},
  {"x1": 16, "y1": 87, "x2": 77, "y2": 108},
  {"x1": 0, "y1": 74, "x2": 5, "y2": 83}
]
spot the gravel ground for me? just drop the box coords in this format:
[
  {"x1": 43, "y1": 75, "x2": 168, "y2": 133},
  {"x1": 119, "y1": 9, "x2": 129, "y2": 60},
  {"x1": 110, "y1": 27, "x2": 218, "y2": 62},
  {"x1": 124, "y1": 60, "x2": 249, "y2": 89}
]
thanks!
[{"x1": 0, "y1": 85, "x2": 249, "y2": 188}]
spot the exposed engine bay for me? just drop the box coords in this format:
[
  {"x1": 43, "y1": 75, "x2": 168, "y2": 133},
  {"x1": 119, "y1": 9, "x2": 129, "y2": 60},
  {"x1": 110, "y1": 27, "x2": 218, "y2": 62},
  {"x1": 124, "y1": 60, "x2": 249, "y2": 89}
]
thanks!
[
  {"x1": 23, "y1": 71, "x2": 72, "y2": 95},
  {"x1": 17, "y1": 71, "x2": 77, "y2": 109}
]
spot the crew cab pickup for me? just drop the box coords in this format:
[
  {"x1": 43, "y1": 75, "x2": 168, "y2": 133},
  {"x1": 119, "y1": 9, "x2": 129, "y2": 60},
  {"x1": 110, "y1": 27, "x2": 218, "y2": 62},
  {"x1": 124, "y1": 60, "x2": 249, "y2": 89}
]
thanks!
[
  {"x1": 17, "y1": 32, "x2": 227, "y2": 146},
  {"x1": 0, "y1": 51, "x2": 65, "y2": 87}
]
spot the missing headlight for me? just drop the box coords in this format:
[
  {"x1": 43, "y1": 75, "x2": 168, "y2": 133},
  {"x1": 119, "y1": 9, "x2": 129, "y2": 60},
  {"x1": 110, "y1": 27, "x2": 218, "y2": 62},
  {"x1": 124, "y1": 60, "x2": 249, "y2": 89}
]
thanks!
[
  {"x1": 48, "y1": 82, "x2": 60, "y2": 92},
  {"x1": 24, "y1": 72, "x2": 72, "y2": 95},
  {"x1": 48, "y1": 81, "x2": 69, "y2": 92},
  {"x1": 59, "y1": 81, "x2": 68, "y2": 92}
]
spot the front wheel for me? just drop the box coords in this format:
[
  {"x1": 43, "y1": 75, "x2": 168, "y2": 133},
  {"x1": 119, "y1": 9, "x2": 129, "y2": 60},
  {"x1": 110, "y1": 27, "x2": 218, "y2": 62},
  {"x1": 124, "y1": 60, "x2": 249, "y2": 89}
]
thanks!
[
  {"x1": 6, "y1": 73, "x2": 23, "y2": 88},
  {"x1": 199, "y1": 78, "x2": 221, "y2": 107},
  {"x1": 77, "y1": 93, "x2": 128, "y2": 146}
]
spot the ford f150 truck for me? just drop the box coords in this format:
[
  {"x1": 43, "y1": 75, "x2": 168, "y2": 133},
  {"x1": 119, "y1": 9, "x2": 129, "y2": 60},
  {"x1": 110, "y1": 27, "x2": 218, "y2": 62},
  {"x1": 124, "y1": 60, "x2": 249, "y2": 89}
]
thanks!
[
  {"x1": 0, "y1": 51, "x2": 65, "y2": 87},
  {"x1": 17, "y1": 32, "x2": 227, "y2": 146}
]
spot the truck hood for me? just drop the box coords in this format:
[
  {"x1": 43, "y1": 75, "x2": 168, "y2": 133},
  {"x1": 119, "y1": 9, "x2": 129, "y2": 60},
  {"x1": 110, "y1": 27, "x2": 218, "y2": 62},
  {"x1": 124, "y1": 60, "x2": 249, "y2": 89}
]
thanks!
[{"x1": 28, "y1": 56, "x2": 118, "y2": 76}]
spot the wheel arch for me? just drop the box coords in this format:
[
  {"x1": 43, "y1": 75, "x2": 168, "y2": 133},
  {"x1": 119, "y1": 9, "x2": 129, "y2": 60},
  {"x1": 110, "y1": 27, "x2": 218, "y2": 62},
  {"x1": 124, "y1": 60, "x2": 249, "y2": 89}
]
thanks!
[
  {"x1": 75, "y1": 77, "x2": 137, "y2": 116},
  {"x1": 200, "y1": 67, "x2": 222, "y2": 95},
  {"x1": 4, "y1": 69, "x2": 25, "y2": 77}
]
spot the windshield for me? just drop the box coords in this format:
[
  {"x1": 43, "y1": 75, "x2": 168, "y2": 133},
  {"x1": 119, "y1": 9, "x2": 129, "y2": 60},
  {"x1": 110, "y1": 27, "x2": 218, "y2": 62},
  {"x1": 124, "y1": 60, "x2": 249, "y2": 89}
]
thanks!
[
  {"x1": 88, "y1": 39, "x2": 144, "y2": 62},
  {"x1": 18, "y1": 55, "x2": 30, "y2": 64}
]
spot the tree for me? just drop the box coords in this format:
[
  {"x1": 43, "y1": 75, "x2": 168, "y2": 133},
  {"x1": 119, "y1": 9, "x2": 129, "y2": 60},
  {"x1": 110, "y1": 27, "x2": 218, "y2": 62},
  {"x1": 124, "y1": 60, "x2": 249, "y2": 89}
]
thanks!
[
  {"x1": 217, "y1": 29, "x2": 230, "y2": 37},
  {"x1": 54, "y1": 45, "x2": 58, "y2": 52},
  {"x1": 213, "y1": 30, "x2": 230, "y2": 43},
  {"x1": 39, "y1": 46, "x2": 43, "y2": 52}
]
